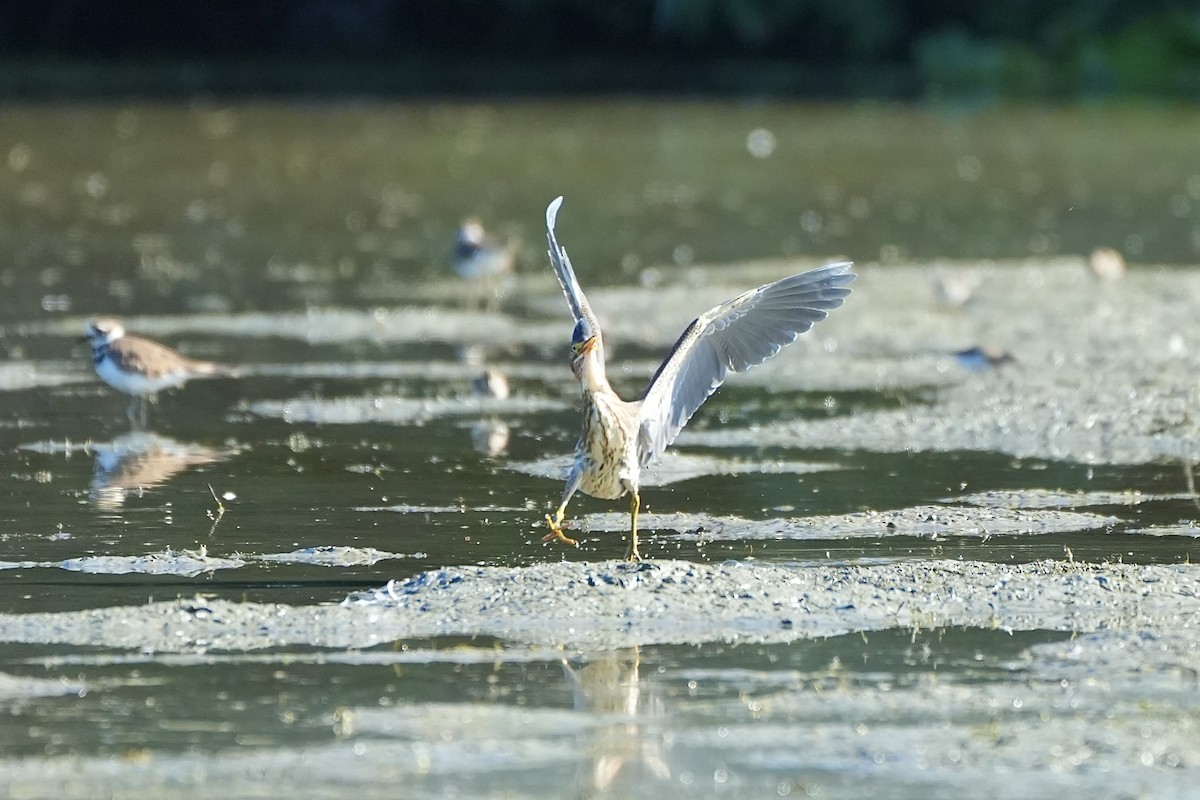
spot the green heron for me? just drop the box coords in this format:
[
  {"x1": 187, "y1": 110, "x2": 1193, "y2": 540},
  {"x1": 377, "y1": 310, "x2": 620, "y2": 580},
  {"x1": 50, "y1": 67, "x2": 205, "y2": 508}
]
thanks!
[{"x1": 542, "y1": 197, "x2": 855, "y2": 560}]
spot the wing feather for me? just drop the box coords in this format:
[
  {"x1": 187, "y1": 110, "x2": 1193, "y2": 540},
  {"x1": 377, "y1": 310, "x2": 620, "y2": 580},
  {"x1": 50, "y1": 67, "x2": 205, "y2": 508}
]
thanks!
[
  {"x1": 110, "y1": 335, "x2": 227, "y2": 378},
  {"x1": 637, "y1": 261, "x2": 854, "y2": 465},
  {"x1": 545, "y1": 197, "x2": 599, "y2": 337}
]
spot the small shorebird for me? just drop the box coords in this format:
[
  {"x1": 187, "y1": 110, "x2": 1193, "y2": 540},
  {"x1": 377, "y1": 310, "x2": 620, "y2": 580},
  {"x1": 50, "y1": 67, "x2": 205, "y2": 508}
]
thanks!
[
  {"x1": 952, "y1": 345, "x2": 1016, "y2": 371},
  {"x1": 82, "y1": 317, "x2": 234, "y2": 426},
  {"x1": 542, "y1": 197, "x2": 855, "y2": 560},
  {"x1": 453, "y1": 218, "x2": 519, "y2": 310}
]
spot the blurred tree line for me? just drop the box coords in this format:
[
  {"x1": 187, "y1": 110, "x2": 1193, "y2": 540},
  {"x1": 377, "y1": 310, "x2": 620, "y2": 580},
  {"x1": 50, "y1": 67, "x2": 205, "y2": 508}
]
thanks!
[{"x1": 1, "y1": 0, "x2": 1197, "y2": 96}]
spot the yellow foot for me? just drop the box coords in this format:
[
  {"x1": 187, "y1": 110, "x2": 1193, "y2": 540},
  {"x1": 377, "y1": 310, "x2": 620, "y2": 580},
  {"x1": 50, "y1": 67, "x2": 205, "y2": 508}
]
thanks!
[
  {"x1": 542, "y1": 513, "x2": 578, "y2": 547},
  {"x1": 623, "y1": 537, "x2": 642, "y2": 562}
]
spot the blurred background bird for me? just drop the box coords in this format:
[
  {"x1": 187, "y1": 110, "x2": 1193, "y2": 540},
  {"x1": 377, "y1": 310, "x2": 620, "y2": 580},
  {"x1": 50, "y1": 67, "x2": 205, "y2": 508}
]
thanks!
[
  {"x1": 1089, "y1": 246, "x2": 1126, "y2": 281},
  {"x1": 541, "y1": 197, "x2": 855, "y2": 560},
  {"x1": 452, "y1": 217, "x2": 520, "y2": 311},
  {"x1": 952, "y1": 345, "x2": 1016, "y2": 371}
]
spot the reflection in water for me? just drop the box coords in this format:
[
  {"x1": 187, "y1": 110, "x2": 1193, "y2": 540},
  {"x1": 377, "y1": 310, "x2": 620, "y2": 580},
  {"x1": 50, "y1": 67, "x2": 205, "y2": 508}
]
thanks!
[
  {"x1": 91, "y1": 431, "x2": 222, "y2": 510},
  {"x1": 563, "y1": 647, "x2": 670, "y2": 794},
  {"x1": 471, "y1": 367, "x2": 511, "y2": 401},
  {"x1": 470, "y1": 419, "x2": 510, "y2": 457},
  {"x1": 469, "y1": 367, "x2": 512, "y2": 456},
  {"x1": 1181, "y1": 460, "x2": 1200, "y2": 514}
]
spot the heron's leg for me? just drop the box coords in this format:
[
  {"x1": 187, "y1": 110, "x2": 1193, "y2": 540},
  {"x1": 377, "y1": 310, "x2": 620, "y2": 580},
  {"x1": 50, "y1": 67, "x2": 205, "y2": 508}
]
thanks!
[
  {"x1": 543, "y1": 468, "x2": 583, "y2": 546},
  {"x1": 624, "y1": 491, "x2": 642, "y2": 562}
]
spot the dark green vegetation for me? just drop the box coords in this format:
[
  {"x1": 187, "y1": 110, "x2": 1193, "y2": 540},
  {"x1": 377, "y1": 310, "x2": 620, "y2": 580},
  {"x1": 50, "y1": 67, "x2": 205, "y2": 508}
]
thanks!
[{"x1": 1, "y1": 0, "x2": 1199, "y2": 97}]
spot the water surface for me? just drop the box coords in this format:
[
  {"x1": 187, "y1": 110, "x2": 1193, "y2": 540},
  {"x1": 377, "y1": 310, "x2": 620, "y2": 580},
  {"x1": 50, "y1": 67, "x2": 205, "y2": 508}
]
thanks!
[{"x1": 1, "y1": 100, "x2": 1198, "y2": 798}]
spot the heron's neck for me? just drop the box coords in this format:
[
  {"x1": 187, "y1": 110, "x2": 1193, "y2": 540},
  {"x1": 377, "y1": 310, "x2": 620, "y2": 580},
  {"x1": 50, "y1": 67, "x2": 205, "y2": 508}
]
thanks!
[{"x1": 579, "y1": 349, "x2": 612, "y2": 396}]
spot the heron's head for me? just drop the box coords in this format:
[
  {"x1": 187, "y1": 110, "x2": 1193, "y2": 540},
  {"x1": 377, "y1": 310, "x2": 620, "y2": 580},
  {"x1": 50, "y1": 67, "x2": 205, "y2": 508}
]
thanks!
[
  {"x1": 569, "y1": 321, "x2": 601, "y2": 379},
  {"x1": 82, "y1": 317, "x2": 125, "y2": 346}
]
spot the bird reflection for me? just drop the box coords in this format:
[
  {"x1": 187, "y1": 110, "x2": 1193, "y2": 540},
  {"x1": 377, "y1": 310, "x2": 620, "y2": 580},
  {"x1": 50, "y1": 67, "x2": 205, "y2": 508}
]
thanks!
[
  {"x1": 469, "y1": 367, "x2": 512, "y2": 457},
  {"x1": 470, "y1": 419, "x2": 510, "y2": 457},
  {"x1": 563, "y1": 647, "x2": 670, "y2": 794},
  {"x1": 471, "y1": 367, "x2": 510, "y2": 400},
  {"x1": 1181, "y1": 459, "x2": 1200, "y2": 513},
  {"x1": 90, "y1": 431, "x2": 222, "y2": 510}
]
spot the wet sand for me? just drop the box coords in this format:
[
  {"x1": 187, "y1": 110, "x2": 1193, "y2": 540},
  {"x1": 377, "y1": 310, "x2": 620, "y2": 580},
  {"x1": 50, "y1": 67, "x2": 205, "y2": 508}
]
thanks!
[
  {"x1": 1, "y1": 555, "x2": 1199, "y2": 799},
  {"x1": 0, "y1": 557, "x2": 1195, "y2": 652}
]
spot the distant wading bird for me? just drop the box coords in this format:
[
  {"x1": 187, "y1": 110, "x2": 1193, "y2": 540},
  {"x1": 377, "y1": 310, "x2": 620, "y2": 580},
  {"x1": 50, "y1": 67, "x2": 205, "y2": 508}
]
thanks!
[
  {"x1": 453, "y1": 217, "x2": 519, "y2": 310},
  {"x1": 83, "y1": 317, "x2": 235, "y2": 427},
  {"x1": 542, "y1": 197, "x2": 855, "y2": 560}
]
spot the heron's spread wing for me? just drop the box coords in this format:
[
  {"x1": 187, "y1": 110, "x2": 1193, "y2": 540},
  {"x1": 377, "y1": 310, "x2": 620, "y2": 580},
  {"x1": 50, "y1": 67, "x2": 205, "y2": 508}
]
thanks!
[
  {"x1": 637, "y1": 262, "x2": 855, "y2": 466},
  {"x1": 545, "y1": 197, "x2": 600, "y2": 337}
]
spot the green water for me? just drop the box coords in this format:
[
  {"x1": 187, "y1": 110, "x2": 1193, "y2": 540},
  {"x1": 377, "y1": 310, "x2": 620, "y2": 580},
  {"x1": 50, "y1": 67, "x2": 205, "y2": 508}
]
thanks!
[{"x1": 1, "y1": 100, "x2": 1199, "y2": 797}]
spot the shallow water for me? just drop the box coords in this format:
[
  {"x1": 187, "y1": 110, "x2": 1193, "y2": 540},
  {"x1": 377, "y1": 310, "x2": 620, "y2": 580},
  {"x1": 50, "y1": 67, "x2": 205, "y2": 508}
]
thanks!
[{"x1": 1, "y1": 101, "x2": 1200, "y2": 797}]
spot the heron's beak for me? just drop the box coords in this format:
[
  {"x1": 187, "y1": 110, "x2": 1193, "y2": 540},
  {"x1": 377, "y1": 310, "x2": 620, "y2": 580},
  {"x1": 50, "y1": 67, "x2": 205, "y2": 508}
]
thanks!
[{"x1": 579, "y1": 336, "x2": 598, "y2": 355}]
